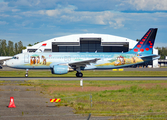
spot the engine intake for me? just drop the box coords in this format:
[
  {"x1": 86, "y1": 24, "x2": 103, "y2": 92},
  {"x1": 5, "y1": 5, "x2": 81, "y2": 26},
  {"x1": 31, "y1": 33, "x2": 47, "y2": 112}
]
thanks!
[{"x1": 52, "y1": 65, "x2": 69, "y2": 74}]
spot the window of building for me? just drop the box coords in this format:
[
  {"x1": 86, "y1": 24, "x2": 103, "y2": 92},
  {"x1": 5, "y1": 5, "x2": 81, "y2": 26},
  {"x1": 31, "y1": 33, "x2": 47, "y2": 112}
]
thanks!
[{"x1": 52, "y1": 38, "x2": 129, "y2": 52}]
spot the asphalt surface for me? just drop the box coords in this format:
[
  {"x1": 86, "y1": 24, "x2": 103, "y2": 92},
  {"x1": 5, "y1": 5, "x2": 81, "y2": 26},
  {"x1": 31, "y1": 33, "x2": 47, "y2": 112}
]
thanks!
[
  {"x1": 0, "y1": 77, "x2": 167, "y2": 81},
  {"x1": 0, "y1": 86, "x2": 112, "y2": 120},
  {"x1": 0, "y1": 86, "x2": 84, "y2": 120}
]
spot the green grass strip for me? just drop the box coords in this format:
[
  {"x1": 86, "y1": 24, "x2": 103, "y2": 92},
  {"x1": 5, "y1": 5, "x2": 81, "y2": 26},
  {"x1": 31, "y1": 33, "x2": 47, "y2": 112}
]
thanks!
[{"x1": 1, "y1": 70, "x2": 167, "y2": 77}]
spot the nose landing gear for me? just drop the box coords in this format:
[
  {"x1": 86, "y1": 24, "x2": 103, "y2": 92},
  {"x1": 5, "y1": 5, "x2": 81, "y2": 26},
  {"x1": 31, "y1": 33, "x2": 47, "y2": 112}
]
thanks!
[{"x1": 25, "y1": 69, "x2": 29, "y2": 77}]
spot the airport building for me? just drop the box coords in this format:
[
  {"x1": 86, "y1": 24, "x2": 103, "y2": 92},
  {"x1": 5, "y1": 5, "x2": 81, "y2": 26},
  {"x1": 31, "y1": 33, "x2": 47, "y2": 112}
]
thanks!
[{"x1": 23, "y1": 33, "x2": 159, "y2": 68}]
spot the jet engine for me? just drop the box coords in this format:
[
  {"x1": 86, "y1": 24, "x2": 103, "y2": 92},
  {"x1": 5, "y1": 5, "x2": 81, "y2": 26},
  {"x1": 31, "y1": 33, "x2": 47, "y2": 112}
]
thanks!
[{"x1": 52, "y1": 65, "x2": 69, "y2": 74}]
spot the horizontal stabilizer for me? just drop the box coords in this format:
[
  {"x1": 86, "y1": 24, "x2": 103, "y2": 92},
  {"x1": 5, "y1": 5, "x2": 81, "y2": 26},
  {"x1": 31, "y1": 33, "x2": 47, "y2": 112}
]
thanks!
[{"x1": 140, "y1": 54, "x2": 160, "y2": 58}]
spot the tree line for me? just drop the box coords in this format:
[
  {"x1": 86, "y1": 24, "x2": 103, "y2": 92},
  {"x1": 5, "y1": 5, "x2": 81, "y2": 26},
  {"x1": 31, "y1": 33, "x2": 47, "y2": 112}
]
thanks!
[
  {"x1": 1, "y1": 39, "x2": 167, "y2": 59},
  {"x1": 0, "y1": 39, "x2": 25, "y2": 56},
  {"x1": 155, "y1": 47, "x2": 167, "y2": 59}
]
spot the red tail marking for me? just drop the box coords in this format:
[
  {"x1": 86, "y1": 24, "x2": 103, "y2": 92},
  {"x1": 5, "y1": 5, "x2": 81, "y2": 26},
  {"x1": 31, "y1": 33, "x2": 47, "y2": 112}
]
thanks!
[
  {"x1": 145, "y1": 48, "x2": 149, "y2": 51},
  {"x1": 140, "y1": 49, "x2": 144, "y2": 52},
  {"x1": 140, "y1": 42, "x2": 143, "y2": 44},
  {"x1": 134, "y1": 48, "x2": 138, "y2": 52},
  {"x1": 137, "y1": 45, "x2": 141, "y2": 48}
]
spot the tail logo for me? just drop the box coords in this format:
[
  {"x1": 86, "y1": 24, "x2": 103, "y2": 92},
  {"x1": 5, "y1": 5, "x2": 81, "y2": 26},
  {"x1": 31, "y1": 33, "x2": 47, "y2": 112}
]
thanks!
[{"x1": 133, "y1": 29, "x2": 155, "y2": 53}]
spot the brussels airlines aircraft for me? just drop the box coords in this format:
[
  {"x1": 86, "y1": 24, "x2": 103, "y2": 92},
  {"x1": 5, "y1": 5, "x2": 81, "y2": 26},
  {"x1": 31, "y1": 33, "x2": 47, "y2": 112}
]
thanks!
[{"x1": 6, "y1": 28, "x2": 159, "y2": 77}]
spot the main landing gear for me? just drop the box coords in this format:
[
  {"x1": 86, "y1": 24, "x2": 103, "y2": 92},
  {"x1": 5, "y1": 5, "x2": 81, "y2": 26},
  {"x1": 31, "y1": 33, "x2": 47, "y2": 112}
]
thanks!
[
  {"x1": 25, "y1": 69, "x2": 29, "y2": 77},
  {"x1": 76, "y1": 71, "x2": 83, "y2": 77}
]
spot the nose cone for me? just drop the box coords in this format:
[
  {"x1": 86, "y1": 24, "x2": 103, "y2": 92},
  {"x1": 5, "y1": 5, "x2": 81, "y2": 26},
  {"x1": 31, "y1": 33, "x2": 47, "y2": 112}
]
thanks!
[
  {"x1": 6, "y1": 60, "x2": 12, "y2": 67},
  {"x1": 6, "y1": 60, "x2": 9, "y2": 66}
]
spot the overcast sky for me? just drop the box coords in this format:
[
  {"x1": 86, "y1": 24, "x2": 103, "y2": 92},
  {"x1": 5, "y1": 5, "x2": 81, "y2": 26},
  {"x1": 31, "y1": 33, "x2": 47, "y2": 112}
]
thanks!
[{"x1": 0, "y1": 0, "x2": 167, "y2": 47}]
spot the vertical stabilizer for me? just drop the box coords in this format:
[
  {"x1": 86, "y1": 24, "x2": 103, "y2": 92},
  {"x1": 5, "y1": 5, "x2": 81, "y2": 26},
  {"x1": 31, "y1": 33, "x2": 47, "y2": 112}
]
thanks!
[{"x1": 129, "y1": 28, "x2": 158, "y2": 54}]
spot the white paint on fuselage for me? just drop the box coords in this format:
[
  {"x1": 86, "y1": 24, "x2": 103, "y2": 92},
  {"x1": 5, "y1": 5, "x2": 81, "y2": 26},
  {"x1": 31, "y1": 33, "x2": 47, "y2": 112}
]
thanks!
[{"x1": 6, "y1": 52, "x2": 144, "y2": 70}]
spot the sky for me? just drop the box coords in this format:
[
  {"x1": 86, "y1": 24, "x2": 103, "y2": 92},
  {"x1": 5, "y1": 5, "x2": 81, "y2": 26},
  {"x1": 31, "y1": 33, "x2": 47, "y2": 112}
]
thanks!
[{"x1": 0, "y1": 0, "x2": 167, "y2": 47}]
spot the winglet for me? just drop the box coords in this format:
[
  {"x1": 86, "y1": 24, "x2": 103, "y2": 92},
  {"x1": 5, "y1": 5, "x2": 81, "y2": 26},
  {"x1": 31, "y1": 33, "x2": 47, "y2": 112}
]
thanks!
[{"x1": 129, "y1": 28, "x2": 158, "y2": 54}]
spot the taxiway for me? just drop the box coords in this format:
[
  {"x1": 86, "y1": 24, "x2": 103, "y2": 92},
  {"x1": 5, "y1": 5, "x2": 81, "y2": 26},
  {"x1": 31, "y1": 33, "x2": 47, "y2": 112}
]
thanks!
[{"x1": 0, "y1": 77, "x2": 167, "y2": 81}]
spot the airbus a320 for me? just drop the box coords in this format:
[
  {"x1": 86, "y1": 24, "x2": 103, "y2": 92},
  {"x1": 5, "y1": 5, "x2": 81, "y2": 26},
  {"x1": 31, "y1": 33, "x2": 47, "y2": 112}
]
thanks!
[{"x1": 6, "y1": 28, "x2": 159, "y2": 77}]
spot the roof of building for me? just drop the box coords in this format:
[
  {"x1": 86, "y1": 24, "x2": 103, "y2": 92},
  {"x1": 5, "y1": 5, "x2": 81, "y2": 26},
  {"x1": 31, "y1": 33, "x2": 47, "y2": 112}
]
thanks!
[{"x1": 26, "y1": 33, "x2": 137, "y2": 51}]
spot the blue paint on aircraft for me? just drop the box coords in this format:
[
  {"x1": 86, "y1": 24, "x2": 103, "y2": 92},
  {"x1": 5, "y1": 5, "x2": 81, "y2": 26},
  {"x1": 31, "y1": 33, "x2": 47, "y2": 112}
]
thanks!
[{"x1": 6, "y1": 28, "x2": 159, "y2": 77}]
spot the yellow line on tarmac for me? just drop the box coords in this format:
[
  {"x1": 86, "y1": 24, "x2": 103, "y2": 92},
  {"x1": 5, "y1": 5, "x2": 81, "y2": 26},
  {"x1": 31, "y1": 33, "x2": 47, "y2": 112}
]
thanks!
[
  {"x1": 118, "y1": 69, "x2": 124, "y2": 71},
  {"x1": 112, "y1": 69, "x2": 118, "y2": 71}
]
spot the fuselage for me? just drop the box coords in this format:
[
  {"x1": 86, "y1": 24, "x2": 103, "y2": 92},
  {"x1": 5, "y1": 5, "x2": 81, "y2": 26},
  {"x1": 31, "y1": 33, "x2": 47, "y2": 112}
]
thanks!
[
  {"x1": 6, "y1": 52, "x2": 147, "y2": 70},
  {"x1": 5, "y1": 28, "x2": 159, "y2": 77}
]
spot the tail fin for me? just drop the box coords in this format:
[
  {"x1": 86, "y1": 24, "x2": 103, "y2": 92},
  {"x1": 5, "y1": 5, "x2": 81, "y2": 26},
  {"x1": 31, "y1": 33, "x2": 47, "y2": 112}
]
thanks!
[{"x1": 129, "y1": 28, "x2": 158, "y2": 54}]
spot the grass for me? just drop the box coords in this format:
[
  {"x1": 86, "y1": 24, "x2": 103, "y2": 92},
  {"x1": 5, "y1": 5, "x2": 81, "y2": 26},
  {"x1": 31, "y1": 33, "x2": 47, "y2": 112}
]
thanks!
[
  {"x1": 1, "y1": 70, "x2": 167, "y2": 77},
  {"x1": 1, "y1": 80, "x2": 167, "y2": 119},
  {"x1": 1, "y1": 70, "x2": 167, "y2": 119},
  {"x1": 42, "y1": 80, "x2": 167, "y2": 119}
]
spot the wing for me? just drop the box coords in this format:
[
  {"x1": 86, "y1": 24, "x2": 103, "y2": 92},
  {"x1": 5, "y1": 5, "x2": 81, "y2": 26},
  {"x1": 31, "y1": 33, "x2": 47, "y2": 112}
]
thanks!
[{"x1": 69, "y1": 58, "x2": 100, "y2": 70}]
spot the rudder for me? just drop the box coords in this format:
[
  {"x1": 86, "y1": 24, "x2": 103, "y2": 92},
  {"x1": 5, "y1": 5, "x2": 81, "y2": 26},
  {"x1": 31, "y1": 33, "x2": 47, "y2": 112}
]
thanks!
[{"x1": 129, "y1": 28, "x2": 158, "y2": 54}]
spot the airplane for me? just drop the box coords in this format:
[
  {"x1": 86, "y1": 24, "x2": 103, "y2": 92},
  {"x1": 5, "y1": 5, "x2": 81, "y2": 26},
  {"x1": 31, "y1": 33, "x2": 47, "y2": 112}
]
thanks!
[{"x1": 6, "y1": 28, "x2": 159, "y2": 77}]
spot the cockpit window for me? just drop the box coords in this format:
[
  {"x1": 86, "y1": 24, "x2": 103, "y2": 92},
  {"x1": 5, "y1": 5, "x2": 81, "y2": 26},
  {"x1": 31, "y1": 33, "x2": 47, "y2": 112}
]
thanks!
[{"x1": 12, "y1": 56, "x2": 19, "y2": 59}]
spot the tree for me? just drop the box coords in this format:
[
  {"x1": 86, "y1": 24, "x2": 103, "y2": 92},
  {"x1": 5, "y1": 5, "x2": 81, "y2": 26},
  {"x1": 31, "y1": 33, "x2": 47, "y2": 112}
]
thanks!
[
  {"x1": 14, "y1": 43, "x2": 18, "y2": 54},
  {"x1": 0, "y1": 39, "x2": 7, "y2": 56},
  {"x1": 0, "y1": 39, "x2": 1, "y2": 56},
  {"x1": 156, "y1": 47, "x2": 167, "y2": 59},
  {"x1": 34, "y1": 42, "x2": 39, "y2": 45},
  {"x1": 0, "y1": 39, "x2": 26, "y2": 56},
  {"x1": 8, "y1": 41, "x2": 14, "y2": 56},
  {"x1": 27, "y1": 44, "x2": 33, "y2": 46},
  {"x1": 18, "y1": 41, "x2": 23, "y2": 53}
]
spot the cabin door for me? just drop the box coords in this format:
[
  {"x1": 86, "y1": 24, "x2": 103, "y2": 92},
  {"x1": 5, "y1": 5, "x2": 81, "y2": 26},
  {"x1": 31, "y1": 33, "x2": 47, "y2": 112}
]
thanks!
[{"x1": 24, "y1": 54, "x2": 29, "y2": 63}]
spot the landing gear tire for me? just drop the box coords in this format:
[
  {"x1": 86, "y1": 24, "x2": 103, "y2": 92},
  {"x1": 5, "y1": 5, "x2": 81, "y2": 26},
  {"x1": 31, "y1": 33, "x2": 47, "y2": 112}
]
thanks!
[
  {"x1": 76, "y1": 72, "x2": 83, "y2": 77},
  {"x1": 25, "y1": 69, "x2": 29, "y2": 77},
  {"x1": 25, "y1": 73, "x2": 28, "y2": 77}
]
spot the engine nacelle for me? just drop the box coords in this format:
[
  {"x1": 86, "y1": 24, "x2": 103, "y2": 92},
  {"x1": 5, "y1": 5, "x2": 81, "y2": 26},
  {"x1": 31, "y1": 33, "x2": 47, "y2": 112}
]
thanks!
[{"x1": 52, "y1": 65, "x2": 69, "y2": 74}]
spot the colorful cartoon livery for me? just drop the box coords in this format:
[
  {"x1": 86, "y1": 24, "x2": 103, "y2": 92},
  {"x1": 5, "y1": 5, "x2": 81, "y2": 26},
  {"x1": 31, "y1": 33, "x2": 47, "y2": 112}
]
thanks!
[{"x1": 6, "y1": 28, "x2": 159, "y2": 77}]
